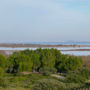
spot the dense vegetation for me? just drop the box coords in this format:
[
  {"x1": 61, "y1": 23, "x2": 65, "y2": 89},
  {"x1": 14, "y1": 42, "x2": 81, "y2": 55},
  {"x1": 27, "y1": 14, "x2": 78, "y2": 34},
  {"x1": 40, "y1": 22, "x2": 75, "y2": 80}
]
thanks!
[
  {"x1": 7, "y1": 49, "x2": 82, "y2": 73},
  {"x1": 0, "y1": 48, "x2": 90, "y2": 90}
]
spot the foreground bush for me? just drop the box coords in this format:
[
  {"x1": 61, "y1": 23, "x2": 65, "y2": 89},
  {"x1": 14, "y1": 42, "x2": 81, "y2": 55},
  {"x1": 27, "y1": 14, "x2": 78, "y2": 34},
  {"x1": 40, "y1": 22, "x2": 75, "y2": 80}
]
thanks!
[
  {"x1": 31, "y1": 79, "x2": 65, "y2": 90},
  {"x1": 0, "y1": 67, "x2": 7, "y2": 88},
  {"x1": 65, "y1": 68, "x2": 90, "y2": 83},
  {"x1": 78, "y1": 67, "x2": 90, "y2": 79},
  {"x1": 65, "y1": 73, "x2": 85, "y2": 83},
  {"x1": 0, "y1": 78, "x2": 7, "y2": 88}
]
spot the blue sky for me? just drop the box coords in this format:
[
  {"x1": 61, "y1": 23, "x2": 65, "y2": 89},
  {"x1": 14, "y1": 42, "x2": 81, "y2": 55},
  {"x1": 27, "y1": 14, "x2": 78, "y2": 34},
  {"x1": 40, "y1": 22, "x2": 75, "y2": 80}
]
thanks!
[{"x1": 0, "y1": 0, "x2": 90, "y2": 43}]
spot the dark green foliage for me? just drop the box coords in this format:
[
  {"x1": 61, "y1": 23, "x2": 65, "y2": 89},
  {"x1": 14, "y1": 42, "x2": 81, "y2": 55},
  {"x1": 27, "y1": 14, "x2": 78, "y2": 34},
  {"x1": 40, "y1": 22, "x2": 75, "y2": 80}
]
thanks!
[
  {"x1": 4, "y1": 73, "x2": 59, "y2": 89},
  {"x1": 0, "y1": 78, "x2": 7, "y2": 88},
  {"x1": 7, "y1": 52, "x2": 33, "y2": 73},
  {"x1": 31, "y1": 79, "x2": 65, "y2": 90},
  {"x1": 0, "y1": 49, "x2": 88, "y2": 90},
  {"x1": 56, "y1": 55, "x2": 83, "y2": 72},
  {"x1": 0, "y1": 73, "x2": 89, "y2": 89},
  {"x1": 0, "y1": 67, "x2": 4, "y2": 77},
  {"x1": 0, "y1": 54, "x2": 7, "y2": 69},
  {"x1": 65, "y1": 73, "x2": 85, "y2": 83},
  {"x1": 65, "y1": 68, "x2": 90, "y2": 83},
  {"x1": 31, "y1": 54, "x2": 41, "y2": 71},
  {"x1": 0, "y1": 67, "x2": 7, "y2": 88},
  {"x1": 78, "y1": 67, "x2": 90, "y2": 79},
  {"x1": 40, "y1": 67, "x2": 57, "y2": 76},
  {"x1": 39, "y1": 49, "x2": 56, "y2": 68},
  {"x1": 7, "y1": 49, "x2": 83, "y2": 73}
]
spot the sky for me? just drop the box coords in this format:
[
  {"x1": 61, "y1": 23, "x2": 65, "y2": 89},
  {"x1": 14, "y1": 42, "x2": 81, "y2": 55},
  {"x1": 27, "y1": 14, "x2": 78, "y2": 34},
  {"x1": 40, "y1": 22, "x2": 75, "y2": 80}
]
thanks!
[{"x1": 0, "y1": 0, "x2": 90, "y2": 43}]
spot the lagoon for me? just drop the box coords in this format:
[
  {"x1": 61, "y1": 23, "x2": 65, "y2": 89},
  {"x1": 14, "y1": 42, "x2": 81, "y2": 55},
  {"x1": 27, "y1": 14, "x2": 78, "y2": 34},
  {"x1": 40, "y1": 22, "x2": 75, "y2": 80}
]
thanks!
[{"x1": 0, "y1": 47, "x2": 90, "y2": 56}]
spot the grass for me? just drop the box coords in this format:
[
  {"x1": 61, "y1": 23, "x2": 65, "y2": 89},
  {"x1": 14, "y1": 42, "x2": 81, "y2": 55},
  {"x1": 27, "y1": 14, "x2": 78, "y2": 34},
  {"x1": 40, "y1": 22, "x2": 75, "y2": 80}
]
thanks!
[
  {"x1": 1, "y1": 58, "x2": 90, "y2": 90},
  {"x1": 79, "y1": 56, "x2": 90, "y2": 68},
  {"x1": 0, "y1": 72, "x2": 90, "y2": 90},
  {"x1": 0, "y1": 73, "x2": 58, "y2": 90},
  {"x1": 0, "y1": 87, "x2": 28, "y2": 90}
]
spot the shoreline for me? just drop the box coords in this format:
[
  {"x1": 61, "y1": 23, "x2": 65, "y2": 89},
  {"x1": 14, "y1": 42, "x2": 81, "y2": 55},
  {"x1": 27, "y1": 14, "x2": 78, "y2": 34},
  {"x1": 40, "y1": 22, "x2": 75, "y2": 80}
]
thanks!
[
  {"x1": 0, "y1": 44, "x2": 90, "y2": 56},
  {"x1": 61, "y1": 49, "x2": 90, "y2": 51},
  {"x1": 0, "y1": 43, "x2": 90, "y2": 48},
  {"x1": 1, "y1": 49, "x2": 90, "y2": 57}
]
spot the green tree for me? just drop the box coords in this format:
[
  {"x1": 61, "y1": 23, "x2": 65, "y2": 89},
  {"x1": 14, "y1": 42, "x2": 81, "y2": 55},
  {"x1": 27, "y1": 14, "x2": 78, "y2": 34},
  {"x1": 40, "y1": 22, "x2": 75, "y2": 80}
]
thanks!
[
  {"x1": 31, "y1": 54, "x2": 41, "y2": 71},
  {"x1": 0, "y1": 67, "x2": 4, "y2": 77},
  {"x1": 0, "y1": 54, "x2": 8, "y2": 71},
  {"x1": 39, "y1": 49, "x2": 56, "y2": 68},
  {"x1": 56, "y1": 55, "x2": 83, "y2": 72},
  {"x1": 8, "y1": 52, "x2": 33, "y2": 73},
  {"x1": 0, "y1": 54, "x2": 7, "y2": 69}
]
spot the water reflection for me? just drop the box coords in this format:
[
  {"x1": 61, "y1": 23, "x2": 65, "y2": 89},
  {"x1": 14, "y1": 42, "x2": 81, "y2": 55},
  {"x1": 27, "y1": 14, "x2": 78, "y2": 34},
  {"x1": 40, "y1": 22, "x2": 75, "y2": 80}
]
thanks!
[
  {"x1": 61, "y1": 51, "x2": 90, "y2": 56},
  {"x1": 0, "y1": 47, "x2": 90, "y2": 56}
]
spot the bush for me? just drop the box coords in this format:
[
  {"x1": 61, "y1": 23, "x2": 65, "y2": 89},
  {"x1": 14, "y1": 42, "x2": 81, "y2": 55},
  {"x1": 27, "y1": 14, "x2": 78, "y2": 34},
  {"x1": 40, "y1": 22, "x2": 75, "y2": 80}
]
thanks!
[
  {"x1": 65, "y1": 68, "x2": 90, "y2": 83},
  {"x1": 0, "y1": 68, "x2": 7, "y2": 88},
  {"x1": 0, "y1": 78, "x2": 7, "y2": 88},
  {"x1": 31, "y1": 79, "x2": 65, "y2": 90},
  {"x1": 0, "y1": 67, "x2": 4, "y2": 77},
  {"x1": 40, "y1": 67, "x2": 57, "y2": 76},
  {"x1": 65, "y1": 74, "x2": 85, "y2": 83},
  {"x1": 10, "y1": 76, "x2": 26, "y2": 83},
  {"x1": 78, "y1": 68, "x2": 90, "y2": 79}
]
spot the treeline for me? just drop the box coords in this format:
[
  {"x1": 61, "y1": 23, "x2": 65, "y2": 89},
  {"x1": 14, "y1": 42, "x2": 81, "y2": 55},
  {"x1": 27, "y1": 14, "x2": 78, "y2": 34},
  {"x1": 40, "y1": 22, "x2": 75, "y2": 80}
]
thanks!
[{"x1": 0, "y1": 49, "x2": 83, "y2": 73}]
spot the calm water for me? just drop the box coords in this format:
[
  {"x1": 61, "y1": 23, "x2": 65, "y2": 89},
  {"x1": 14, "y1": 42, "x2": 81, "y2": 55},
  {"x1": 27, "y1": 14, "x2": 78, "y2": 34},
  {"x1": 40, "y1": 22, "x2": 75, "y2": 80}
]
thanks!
[
  {"x1": 27, "y1": 42, "x2": 90, "y2": 45},
  {"x1": 61, "y1": 51, "x2": 90, "y2": 56},
  {"x1": 1, "y1": 47, "x2": 90, "y2": 56},
  {"x1": 0, "y1": 47, "x2": 90, "y2": 50}
]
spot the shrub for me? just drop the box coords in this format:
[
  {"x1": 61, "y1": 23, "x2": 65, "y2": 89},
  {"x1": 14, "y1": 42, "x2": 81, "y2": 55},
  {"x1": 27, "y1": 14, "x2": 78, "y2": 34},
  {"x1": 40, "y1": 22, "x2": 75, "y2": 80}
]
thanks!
[
  {"x1": 0, "y1": 78, "x2": 7, "y2": 88},
  {"x1": 65, "y1": 68, "x2": 90, "y2": 83},
  {"x1": 10, "y1": 76, "x2": 26, "y2": 83},
  {"x1": 40, "y1": 67, "x2": 57, "y2": 76},
  {"x1": 31, "y1": 79, "x2": 65, "y2": 90},
  {"x1": 78, "y1": 68, "x2": 90, "y2": 79},
  {"x1": 65, "y1": 74, "x2": 85, "y2": 83},
  {"x1": 0, "y1": 67, "x2": 4, "y2": 77},
  {"x1": 65, "y1": 83, "x2": 82, "y2": 89}
]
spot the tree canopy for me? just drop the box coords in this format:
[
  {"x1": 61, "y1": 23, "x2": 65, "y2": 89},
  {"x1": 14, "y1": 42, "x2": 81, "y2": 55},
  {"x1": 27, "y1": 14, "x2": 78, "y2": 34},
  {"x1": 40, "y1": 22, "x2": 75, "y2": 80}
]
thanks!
[{"x1": 7, "y1": 49, "x2": 83, "y2": 73}]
